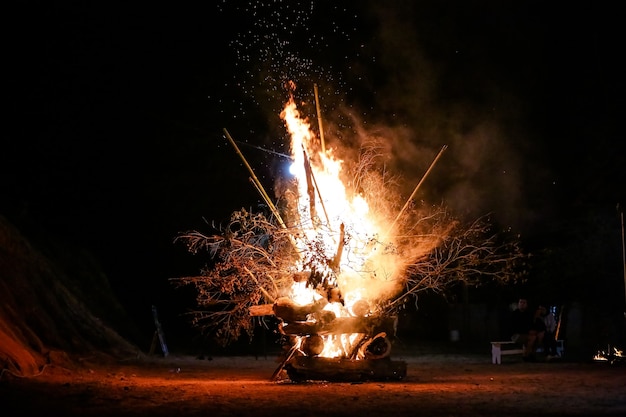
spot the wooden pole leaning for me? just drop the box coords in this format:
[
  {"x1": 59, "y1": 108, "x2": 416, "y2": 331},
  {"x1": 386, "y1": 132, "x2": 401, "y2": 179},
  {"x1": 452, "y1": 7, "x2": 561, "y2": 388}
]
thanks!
[
  {"x1": 223, "y1": 128, "x2": 287, "y2": 230},
  {"x1": 314, "y1": 83, "x2": 326, "y2": 154},
  {"x1": 383, "y1": 144, "x2": 448, "y2": 240}
]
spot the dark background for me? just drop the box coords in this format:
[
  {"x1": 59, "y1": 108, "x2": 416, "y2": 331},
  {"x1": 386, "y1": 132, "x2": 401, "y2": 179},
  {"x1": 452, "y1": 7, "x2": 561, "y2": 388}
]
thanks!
[{"x1": 3, "y1": 1, "x2": 625, "y2": 352}]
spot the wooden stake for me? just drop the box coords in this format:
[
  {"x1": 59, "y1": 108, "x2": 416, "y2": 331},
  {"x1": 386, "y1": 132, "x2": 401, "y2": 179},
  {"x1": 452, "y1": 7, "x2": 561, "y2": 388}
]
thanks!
[
  {"x1": 314, "y1": 84, "x2": 326, "y2": 153},
  {"x1": 271, "y1": 343, "x2": 299, "y2": 381},
  {"x1": 384, "y1": 145, "x2": 448, "y2": 240},
  {"x1": 303, "y1": 149, "x2": 318, "y2": 225},
  {"x1": 621, "y1": 209, "x2": 626, "y2": 308},
  {"x1": 302, "y1": 148, "x2": 332, "y2": 229},
  {"x1": 224, "y1": 129, "x2": 301, "y2": 259},
  {"x1": 224, "y1": 128, "x2": 287, "y2": 230},
  {"x1": 243, "y1": 265, "x2": 275, "y2": 303},
  {"x1": 330, "y1": 223, "x2": 345, "y2": 271}
]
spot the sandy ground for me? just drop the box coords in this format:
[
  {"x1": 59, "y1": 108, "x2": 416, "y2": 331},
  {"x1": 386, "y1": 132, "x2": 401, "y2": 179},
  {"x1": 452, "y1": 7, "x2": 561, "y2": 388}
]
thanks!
[{"x1": 2, "y1": 347, "x2": 625, "y2": 417}]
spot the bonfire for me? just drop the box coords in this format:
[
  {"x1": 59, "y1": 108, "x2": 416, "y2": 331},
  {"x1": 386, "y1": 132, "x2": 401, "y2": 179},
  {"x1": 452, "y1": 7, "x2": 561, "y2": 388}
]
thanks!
[{"x1": 171, "y1": 84, "x2": 527, "y2": 381}]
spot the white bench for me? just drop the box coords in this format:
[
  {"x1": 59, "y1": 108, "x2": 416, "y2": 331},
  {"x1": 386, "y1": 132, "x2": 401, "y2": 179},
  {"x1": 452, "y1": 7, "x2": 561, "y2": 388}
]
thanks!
[
  {"x1": 491, "y1": 341, "x2": 524, "y2": 364},
  {"x1": 491, "y1": 340, "x2": 565, "y2": 364}
]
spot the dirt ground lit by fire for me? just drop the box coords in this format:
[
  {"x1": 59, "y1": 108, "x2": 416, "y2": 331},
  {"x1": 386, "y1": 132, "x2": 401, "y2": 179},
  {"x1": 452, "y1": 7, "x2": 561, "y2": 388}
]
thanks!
[{"x1": 2, "y1": 345, "x2": 625, "y2": 417}]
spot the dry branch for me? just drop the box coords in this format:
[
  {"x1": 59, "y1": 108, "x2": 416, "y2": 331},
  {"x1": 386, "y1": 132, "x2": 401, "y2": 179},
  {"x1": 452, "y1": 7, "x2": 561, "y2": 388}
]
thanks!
[{"x1": 172, "y1": 138, "x2": 527, "y2": 348}]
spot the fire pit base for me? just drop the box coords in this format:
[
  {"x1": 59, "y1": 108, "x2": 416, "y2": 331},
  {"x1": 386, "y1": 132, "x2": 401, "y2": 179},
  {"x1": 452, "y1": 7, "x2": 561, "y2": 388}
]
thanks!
[{"x1": 284, "y1": 356, "x2": 407, "y2": 382}]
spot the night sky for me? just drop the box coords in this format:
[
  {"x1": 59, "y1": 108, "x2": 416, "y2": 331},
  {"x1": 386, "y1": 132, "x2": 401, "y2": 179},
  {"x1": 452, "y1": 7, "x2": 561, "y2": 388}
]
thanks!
[{"x1": 4, "y1": 2, "x2": 625, "y2": 344}]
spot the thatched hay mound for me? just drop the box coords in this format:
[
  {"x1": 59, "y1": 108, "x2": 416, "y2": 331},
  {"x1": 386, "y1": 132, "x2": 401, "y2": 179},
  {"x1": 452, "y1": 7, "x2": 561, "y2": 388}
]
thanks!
[{"x1": 0, "y1": 214, "x2": 140, "y2": 377}]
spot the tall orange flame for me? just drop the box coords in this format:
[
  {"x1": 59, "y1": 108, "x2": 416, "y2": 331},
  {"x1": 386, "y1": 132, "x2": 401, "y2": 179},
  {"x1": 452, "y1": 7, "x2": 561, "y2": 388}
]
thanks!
[{"x1": 279, "y1": 92, "x2": 407, "y2": 358}]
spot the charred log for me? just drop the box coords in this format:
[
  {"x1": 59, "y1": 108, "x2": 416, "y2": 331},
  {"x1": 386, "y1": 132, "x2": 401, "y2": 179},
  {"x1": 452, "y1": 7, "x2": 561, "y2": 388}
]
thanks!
[
  {"x1": 359, "y1": 332, "x2": 392, "y2": 359},
  {"x1": 285, "y1": 356, "x2": 407, "y2": 382},
  {"x1": 301, "y1": 334, "x2": 324, "y2": 356}
]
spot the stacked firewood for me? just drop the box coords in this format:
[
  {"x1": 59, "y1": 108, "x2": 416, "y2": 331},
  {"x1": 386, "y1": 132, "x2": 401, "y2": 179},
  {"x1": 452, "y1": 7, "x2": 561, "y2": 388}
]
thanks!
[
  {"x1": 251, "y1": 294, "x2": 397, "y2": 359},
  {"x1": 249, "y1": 287, "x2": 407, "y2": 382}
]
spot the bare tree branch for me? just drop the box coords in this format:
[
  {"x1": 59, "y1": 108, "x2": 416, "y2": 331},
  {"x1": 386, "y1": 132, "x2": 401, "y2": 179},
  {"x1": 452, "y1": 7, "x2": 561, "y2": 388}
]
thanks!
[{"x1": 171, "y1": 141, "x2": 528, "y2": 347}]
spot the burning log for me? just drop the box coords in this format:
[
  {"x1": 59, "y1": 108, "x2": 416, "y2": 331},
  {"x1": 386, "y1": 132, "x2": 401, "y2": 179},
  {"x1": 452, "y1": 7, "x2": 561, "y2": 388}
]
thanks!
[
  {"x1": 350, "y1": 299, "x2": 370, "y2": 317},
  {"x1": 329, "y1": 223, "x2": 345, "y2": 271},
  {"x1": 279, "y1": 315, "x2": 397, "y2": 336},
  {"x1": 303, "y1": 148, "x2": 318, "y2": 226},
  {"x1": 301, "y1": 334, "x2": 325, "y2": 356},
  {"x1": 272, "y1": 297, "x2": 328, "y2": 322},
  {"x1": 248, "y1": 304, "x2": 274, "y2": 316},
  {"x1": 314, "y1": 83, "x2": 326, "y2": 153},
  {"x1": 359, "y1": 332, "x2": 392, "y2": 359}
]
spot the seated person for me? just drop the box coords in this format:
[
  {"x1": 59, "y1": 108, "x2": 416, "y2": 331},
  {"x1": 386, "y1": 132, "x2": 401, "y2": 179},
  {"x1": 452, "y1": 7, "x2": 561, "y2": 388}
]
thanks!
[
  {"x1": 538, "y1": 304, "x2": 559, "y2": 358},
  {"x1": 510, "y1": 298, "x2": 540, "y2": 361},
  {"x1": 532, "y1": 305, "x2": 547, "y2": 352}
]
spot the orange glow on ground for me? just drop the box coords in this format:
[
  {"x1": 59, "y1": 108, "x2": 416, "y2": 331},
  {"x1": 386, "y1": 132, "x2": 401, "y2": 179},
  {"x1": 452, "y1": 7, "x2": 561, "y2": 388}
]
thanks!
[{"x1": 3, "y1": 353, "x2": 625, "y2": 416}]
